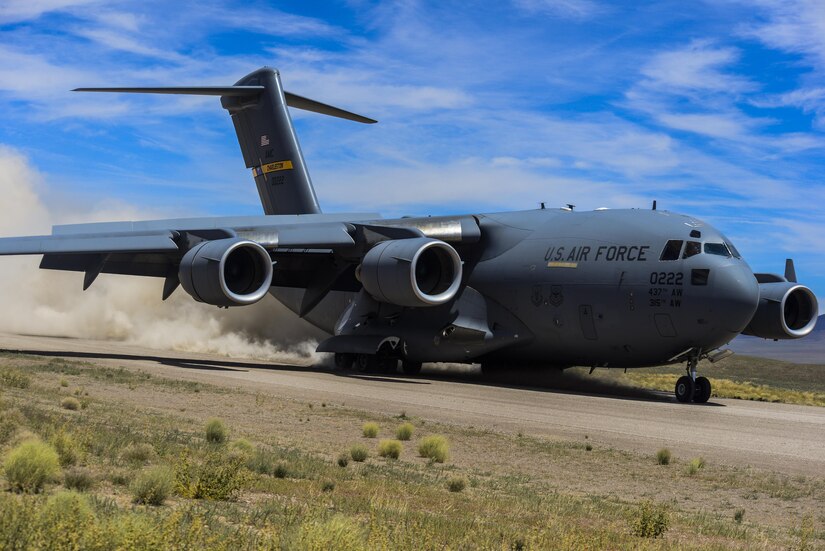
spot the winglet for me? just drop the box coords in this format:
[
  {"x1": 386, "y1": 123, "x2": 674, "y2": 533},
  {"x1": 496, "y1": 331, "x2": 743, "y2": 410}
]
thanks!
[{"x1": 785, "y1": 258, "x2": 797, "y2": 283}]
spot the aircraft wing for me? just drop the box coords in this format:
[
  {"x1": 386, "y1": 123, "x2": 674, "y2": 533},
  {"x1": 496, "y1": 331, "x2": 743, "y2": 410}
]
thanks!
[{"x1": 0, "y1": 213, "x2": 481, "y2": 308}]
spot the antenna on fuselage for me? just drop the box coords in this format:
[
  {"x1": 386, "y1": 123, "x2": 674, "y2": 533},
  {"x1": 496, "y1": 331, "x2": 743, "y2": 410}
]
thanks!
[{"x1": 652, "y1": 200, "x2": 657, "y2": 210}]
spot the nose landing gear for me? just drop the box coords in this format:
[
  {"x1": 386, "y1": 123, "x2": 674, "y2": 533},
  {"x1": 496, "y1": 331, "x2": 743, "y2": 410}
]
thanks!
[{"x1": 675, "y1": 356, "x2": 712, "y2": 404}]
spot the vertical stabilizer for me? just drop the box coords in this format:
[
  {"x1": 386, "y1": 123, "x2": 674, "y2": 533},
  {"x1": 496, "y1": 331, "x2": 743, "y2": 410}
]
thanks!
[
  {"x1": 221, "y1": 68, "x2": 319, "y2": 215},
  {"x1": 74, "y1": 67, "x2": 375, "y2": 215}
]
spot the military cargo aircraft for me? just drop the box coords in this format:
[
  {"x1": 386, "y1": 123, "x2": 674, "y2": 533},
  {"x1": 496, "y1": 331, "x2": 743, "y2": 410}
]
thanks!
[{"x1": 0, "y1": 68, "x2": 818, "y2": 403}]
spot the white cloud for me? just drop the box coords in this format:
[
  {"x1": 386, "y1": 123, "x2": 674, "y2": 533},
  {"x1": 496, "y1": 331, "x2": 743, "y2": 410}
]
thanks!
[
  {"x1": 736, "y1": 0, "x2": 825, "y2": 67},
  {"x1": 512, "y1": 0, "x2": 603, "y2": 19},
  {"x1": 639, "y1": 40, "x2": 754, "y2": 95},
  {"x1": 0, "y1": 0, "x2": 98, "y2": 23}
]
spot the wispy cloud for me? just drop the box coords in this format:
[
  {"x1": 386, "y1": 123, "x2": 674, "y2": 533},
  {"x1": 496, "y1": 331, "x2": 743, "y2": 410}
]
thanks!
[
  {"x1": 512, "y1": 0, "x2": 604, "y2": 19},
  {"x1": 0, "y1": 0, "x2": 98, "y2": 23},
  {"x1": 0, "y1": 0, "x2": 824, "y2": 305}
]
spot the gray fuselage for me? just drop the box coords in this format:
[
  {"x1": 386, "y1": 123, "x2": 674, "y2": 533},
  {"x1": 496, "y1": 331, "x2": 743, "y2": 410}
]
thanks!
[{"x1": 274, "y1": 208, "x2": 759, "y2": 369}]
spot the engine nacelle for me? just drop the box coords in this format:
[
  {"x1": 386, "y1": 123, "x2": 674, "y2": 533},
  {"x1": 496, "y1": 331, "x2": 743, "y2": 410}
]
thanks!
[
  {"x1": 742, "y1": 282, "x2": 818, "y2": 339},
  {"x1": 179, "y1": 238, "x2": 273, "y2": 307},
  {"x1": 359, "y1": 237, "x2": 462, "y2": 307}
]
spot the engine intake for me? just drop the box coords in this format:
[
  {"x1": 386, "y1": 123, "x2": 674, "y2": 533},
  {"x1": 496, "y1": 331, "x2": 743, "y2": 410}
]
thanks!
[
  {"x1": 360, "y1": 237, "x2": 462, "y2": 307},
  {"x1": 179, "y1": 238, "x2": 273, "y2": 307},
  {"x1": 742, "y1": 282, "x2": 818, "y2": 339}
]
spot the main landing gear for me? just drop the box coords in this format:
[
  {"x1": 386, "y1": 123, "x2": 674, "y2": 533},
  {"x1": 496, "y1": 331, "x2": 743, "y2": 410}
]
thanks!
[
  {"x1": 333, "y1": 353, "x2": 422, "y2": 376},
  {"x1": 675, "y1": 356, "x2": 711, "y2": 404}
]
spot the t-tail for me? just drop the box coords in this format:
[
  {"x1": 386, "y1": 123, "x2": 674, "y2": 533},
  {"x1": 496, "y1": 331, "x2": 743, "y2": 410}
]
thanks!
[{"x1": 74, "y1": 67, "x2": 376, "y2": 215}]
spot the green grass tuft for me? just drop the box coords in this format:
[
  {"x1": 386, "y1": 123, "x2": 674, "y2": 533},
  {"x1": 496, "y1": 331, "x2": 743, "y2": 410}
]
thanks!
[
  {"x1": 350, "y1": 444, "x2": 368, "y2": 462},
  {"x1": 337, "y1": 453, "x2": 349, "y2": 468},
  {"x1": 60, "y1": 397, "x2": 80, "y2": 411},
  {"x1": 50, "y1": 430, "x2": 80, "y2": 467},
  {"x1": 362, "y1": 422, "x2": 379, "y2": 438},
  {"x1": 447, "y1": 476, "x2": 467, "y2": 492},
  {"x1": 395, "y1": 422, "x2": 414, "y2": 441},
  {"x1": 0, "y1": 367, "x2": 30, "y2": 389},
  {"x1": 204, "y1": 418, "x2": 228, "y2": 444},
  {"x1": 686, "y1": 457, "x2": 706, "y2": 476},
  {"x1": 63, "y1": 467, "x2": 95, "y2": 492},
  {"x1": 3, "y1": 439, "x2": 61, "y2": 493},
  {"x1": 121, "y1": 442, "x2": 155, "y2": 464},
  {"x1": 377, "y1": 439, "x2": 402, "y2": 460},
  {"x1": 130, "y1": 465, "x2": 174, "y2": 505},
  {"x1": 656, "y1": 448, "x2": 671, "y2": 465},
  {"x1": 418, "y1": 435, "x2": 449, "y2": 463},
  {"x1": 175, "y1": 449, "x2": 247, "y2": 501},
  {"x1": 631, "y1": 500, "x2": 669, "y2": 538},
  {"x1": 294, "y1": 515, "x2": 366, "y2": 551},
  {"x1": 231, "y1": 438, "x2": 254, "y2": 456},
  {"x1": 272, "y1": 463, "x2": 289, "y2": 479}
]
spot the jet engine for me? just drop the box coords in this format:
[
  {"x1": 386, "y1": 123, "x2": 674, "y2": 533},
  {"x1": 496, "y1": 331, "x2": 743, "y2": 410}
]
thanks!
[
  {"x1": 179, "y1": 238, "x2": 273, "y2": 307},
  {"x1": 742, "y1": 282, "x2": 818, "y2": 339},
  {"x1": 359, "y1": 237, "x2": 462, "y2": 307}
]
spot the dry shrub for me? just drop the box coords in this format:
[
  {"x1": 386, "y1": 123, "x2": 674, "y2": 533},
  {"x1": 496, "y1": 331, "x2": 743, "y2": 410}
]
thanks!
[
  {"x1": 121, "y1": 442, "x2": 155, "y2": 464},
  {"x1": 4, "y1": 439, "x2": 60, "y2": 493},
  {"x1": 418, "y1": 435, "x2": 449, "y2": 463},
  {"x1": 447, "y1": 476, "x2": 467, "y2": 492},
  {"x1": 63, "y1": 467, "x2": 95, "y2": 492},
  {"x1": 205, "y1": 418, "x2": 228, "y2": 444},
  {"x1": 175, "y1": 449, "x2": 247, "y2": 501},
  {"x1": 60, "y1": 397, "x2": 80, "y2": 411},
  {"x1": 686, "y1": 457, "x2": 705, "y2": 476},
  {"x1": 377, "y1": 439, "x2": 402, "y2": 460},
  {"x1": 395, "y1": 422, "x2": 414, "y2": 441},
  {"x1": 51, "y1": 431, "x2": 81, "y2": 467},
  {"x1": 350, "y1": 445, "x2": 368, "y2": 462},
  {"x1": 631, "y1": 501, "x2": 669, "y2": 538},
  {"x1": 131, "y1": 466, "x2": 174, "y2": 505},
  {"x1": 294, "y1": 515, "x2": 366, "y2": 551},
  {"x1": 656, "y1": 448, "x2": 671, "y2": 465},
  {"x1": 362, "y1": 422, "x2": 379, "y2": 438}
]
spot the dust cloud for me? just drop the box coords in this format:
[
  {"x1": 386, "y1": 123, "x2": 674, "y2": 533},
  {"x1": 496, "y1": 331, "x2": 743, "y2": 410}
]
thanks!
[{"x1": 0, "y1": 147, "x2": 327, "y2": 364}]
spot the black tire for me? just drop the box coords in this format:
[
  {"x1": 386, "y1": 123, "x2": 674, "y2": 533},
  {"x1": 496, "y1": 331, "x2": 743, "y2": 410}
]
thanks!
[
  {"x1": 355, "y1": 354, "x2": 377, "y2": 373},
  {"x1": 401, "y1": 360, "x2": 422, "y2": 375},
  {"x1": 334, "y1": 353, "x2": 354, "y2": 371},
  {"x1": 694, "y1": 376, "x2": 711, "y2": 403},
  {"x1": 379, "y1": 358, "x2": 399, "y2": 374},
  {"x1": 480, "y1": 363, "x2": 503, "y2": 377},
  {"x1": 675, "y1": 375, "x2": 695, "y2": 403}
]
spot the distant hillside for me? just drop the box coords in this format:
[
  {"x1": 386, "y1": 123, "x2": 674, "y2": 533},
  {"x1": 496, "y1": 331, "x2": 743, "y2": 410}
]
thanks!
[{"x1": 730, "y1": 315, "x2": 825, "y2": 364}]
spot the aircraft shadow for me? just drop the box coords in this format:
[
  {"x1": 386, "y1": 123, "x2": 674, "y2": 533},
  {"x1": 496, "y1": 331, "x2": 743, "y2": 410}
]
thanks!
[{"x1": 1, "y1": 347, "x2": 724, "y2": 405}]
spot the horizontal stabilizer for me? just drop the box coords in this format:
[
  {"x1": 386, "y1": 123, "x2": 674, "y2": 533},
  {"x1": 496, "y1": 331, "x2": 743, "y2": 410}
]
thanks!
[
  {"x1": 73, "y1": 86, "x2": 265, "y2": 96},
  {"x1": 73, "y1": 87, "x2": 376, "y2": 124}
]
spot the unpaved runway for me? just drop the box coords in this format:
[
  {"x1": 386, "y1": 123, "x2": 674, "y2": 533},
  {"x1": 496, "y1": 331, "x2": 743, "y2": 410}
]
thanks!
[{"x1": 2, "y1": 332, "x2": 824, "y2": 476}]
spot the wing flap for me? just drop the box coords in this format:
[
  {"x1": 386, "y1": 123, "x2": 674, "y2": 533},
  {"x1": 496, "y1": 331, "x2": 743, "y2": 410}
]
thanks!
[{"x1": 0, "y1": 233, "x2": 178, "y2": 255}]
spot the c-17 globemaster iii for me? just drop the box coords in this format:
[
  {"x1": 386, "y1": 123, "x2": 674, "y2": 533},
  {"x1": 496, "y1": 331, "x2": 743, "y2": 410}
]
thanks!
[{"x1": 0, "y1": 67, "x2": 818, "y2": 403}]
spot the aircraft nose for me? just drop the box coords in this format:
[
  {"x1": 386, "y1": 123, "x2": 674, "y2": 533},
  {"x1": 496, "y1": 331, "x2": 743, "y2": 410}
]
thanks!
[{"x1": 713, "y1": 262, "x2": 760, "y2": 332}]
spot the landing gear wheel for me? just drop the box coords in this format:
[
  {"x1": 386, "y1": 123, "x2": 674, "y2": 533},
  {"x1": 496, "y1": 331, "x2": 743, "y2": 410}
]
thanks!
[
  {"x1": 401, "y1": 360, "x2": 422, "y2": 375},
  {"x1": 355, "y1": 354, "x2": 378, "y2": 373},
  {"x1": 379, "y1": 358, "x2": 399, "y2": 374},
  {"x1": 334, "y1": 353, "x2": 354, "y2": 371},
  {"x1": 694, "y1": 376, "x2": 711, "y2": 403},
  {"x1": 675, "y1": 376, "x2": 695, "y2": 403}
]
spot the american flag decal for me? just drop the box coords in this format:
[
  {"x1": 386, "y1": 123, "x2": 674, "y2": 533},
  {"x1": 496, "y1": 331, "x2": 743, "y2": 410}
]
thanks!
[{"x1": 260, "y1": 135, "x2": 270, "y2": 146}]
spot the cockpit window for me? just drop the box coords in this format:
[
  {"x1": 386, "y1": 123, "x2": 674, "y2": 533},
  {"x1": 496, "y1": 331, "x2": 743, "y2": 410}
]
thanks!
[
  {"x1": 682, "y1": 241, "x2": 701, "y2": 259},
  {"x1": 704, "y1": 242, "x2": 732, "y2": 257},
  {"x1": 724, "y1": 240, "x2": 742, "y2": 259},
  {"x1": 659, "y1": 240, "x2": 683, "y2": 261}
]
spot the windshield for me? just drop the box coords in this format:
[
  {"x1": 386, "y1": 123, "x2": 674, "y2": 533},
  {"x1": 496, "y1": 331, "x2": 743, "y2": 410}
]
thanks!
[{"x1": 704, "y1": 242, "x2": 732, "y2": 257}]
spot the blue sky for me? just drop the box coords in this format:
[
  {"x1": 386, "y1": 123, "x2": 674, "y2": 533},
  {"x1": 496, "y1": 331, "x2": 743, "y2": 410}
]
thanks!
[{"x1": 1, "y1": 0, "x2": 824, "y2": 305}]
